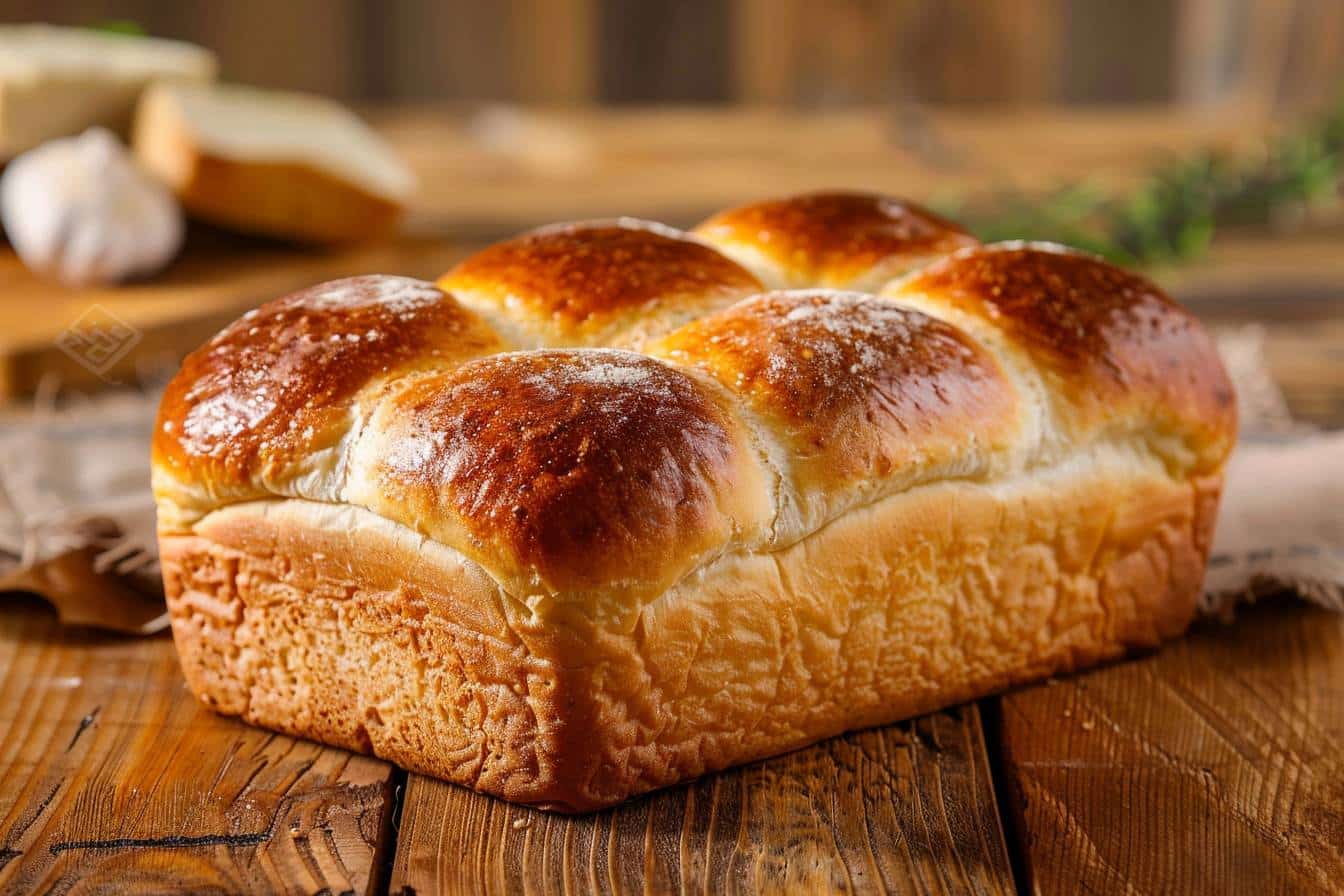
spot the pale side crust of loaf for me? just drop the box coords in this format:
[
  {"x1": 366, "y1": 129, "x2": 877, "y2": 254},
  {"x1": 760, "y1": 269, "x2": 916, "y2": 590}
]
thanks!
[
  {"x1": 161, "y1": 448, "x2": 1221, "y2": 812},
  {"x1": 134, "y1": 105, "x2": 403, "y2": 244}
]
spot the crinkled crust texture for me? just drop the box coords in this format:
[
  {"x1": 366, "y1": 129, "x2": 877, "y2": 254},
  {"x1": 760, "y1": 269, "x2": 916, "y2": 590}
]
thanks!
[{"x1": 162, "y1": 446, "x2": 1220, "y2": 812}]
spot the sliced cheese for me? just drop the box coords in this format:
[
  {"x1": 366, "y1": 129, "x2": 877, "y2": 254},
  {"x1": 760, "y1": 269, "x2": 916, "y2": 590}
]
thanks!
[{"x1": 0, "y1": 24, "x2": 216, "y2": 160}]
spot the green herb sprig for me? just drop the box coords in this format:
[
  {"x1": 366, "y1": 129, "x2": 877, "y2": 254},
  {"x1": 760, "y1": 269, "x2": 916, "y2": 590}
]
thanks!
[
  {"x1": 941, "y1": 93, "x2": 1344, "y2": 267},
  {"x1": 87, "y1": 21, "x2": 146, "y2": 36}
]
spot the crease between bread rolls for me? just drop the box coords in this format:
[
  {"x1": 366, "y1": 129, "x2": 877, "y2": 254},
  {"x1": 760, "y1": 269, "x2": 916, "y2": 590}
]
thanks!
[{"x1": 154, "y1": 191, "x2": 1236, "y2": 811}]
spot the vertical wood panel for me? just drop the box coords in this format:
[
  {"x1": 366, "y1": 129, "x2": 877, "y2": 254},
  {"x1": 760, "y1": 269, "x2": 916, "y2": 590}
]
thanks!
[
  {"x1": 10, "y1": 0, "x2": 1338, "y2": 108},
  {"x1": 884, "y1": 0, "x2": 1062, "y2": 106},
  {"x1": 377, "y1": 0, "x2": 512, "y2": 101},
  {"x1": 513, "y1": 0, "x2": 597, "y2": 104},
  {"x1": 905, "y1": 0, "x2": 1061, "y2": 105},
  {"x1": 599, "y1": 0, "x2": 730, "y2": 103},
  {"x1": 732, "y1": 0, "x2": 911, "y2": 106},
  {"x1": 1176, "y1": 0, "x2": 1243, "y2": 106},
  {"x1": 175, "y1": 0, "x2": 364, "y2": 96},
  {"x1": 0, "y1": 0, "x2": 160, "y2": 30},
  {"x1": 365, "y1": 0, "x2": 598, "y2": 104},
  {"x1": 733, "y1": 0, "x2": 803, "y2": 103},
  {"x1": 1274, "y1": 0, "x2": 1344, "y2": 110},
  {"x1": 1237, "y1": 0, "x2": 1300, "y2": 110},
  {"x1": 731, "y1": 0, "x2": 1066, "y2": 106},
  {"x1": 1057, "y1": 0, "x2": 1177, "y2": 103}
]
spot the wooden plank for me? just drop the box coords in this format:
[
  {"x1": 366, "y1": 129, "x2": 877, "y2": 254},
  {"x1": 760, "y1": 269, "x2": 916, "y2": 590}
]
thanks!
[
  {"x1": 732, "y1": 0, "x2": 1063, "y2": 106},
  {"x1": 384, "y1": 105, "x2": 1283, "y2": 234},
  {"x1": 1176, "y1": 0, "x2": 1242, "y2": 106},
  {"x1": 1170, "y1": 232, "x2": 1344, "y2": 428},
  {"x1": 599, "y1": 0, "x2": 730, "y2": 103},
  {"x1": 995, "y1": 603, "x2": 1344, "y2": 896},
  {"x1": 1163, "y1": 231, "x2": 1344, "y2": 309},
  {"x1": 175, "y1": 0, "x2": 363, "y2": 98},
  {"x1": 0, "y1": 599, "x2": 397, "y2": 894},
  {"x1": 732, "y1": 0, "x2": 803, "y2": 103},
  {"x1": 513, "y1": 0, "x2": 597, "y2": 103},
  {"x1": 390, "y1": 706, "x2": 1016, "y2": 895}
]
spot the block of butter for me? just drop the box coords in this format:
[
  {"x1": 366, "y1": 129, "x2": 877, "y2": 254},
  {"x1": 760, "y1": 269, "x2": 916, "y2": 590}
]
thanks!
[{"x1": 0, "y1": 25, "x2": 216, "y2": 161}]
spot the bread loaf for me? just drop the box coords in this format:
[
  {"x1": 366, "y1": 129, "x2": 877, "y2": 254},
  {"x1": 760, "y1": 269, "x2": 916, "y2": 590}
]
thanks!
[
  {"x1": 153, "y1": 191, "x2": 1236, "y2": 812},
  {"x1": 134, "y1": 82, "x2": 413, "y2": 243}
]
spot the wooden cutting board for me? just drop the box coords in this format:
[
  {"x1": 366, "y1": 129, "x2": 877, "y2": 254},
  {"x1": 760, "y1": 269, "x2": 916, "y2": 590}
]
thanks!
[{"x1": 0, "y1": 230, "x2": 468, "y2": 399}]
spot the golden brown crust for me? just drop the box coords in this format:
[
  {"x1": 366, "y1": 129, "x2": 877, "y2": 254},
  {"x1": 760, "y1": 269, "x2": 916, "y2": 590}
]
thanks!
[
  {"x1": 160, "y1": 502, "x2": 590, "y2": 811},
  {"x1": 560, "y1": 457, "x2": 1216, "y2": 807},
  {"x1": 153, "y1": 276, "x2": 502, "y2": 498},
  {"x1": 356, "y1": 349, "x2": 768, "y2": 598},
  {"x1": 651, "y1": 290, "x2": 1020, "y2": 531},
  {"x1": 694, "y1": 191, "x2": 978, "y2": 289},
  {"x1": 164, "y1": 448, "x2": 1214, "y2": 811},
  {"x1": 894, "y1": 243, "x2": 1237, "y2": 469},
  {"x1": 440, "y1": 221, "x2": 763, "y2": 347}
]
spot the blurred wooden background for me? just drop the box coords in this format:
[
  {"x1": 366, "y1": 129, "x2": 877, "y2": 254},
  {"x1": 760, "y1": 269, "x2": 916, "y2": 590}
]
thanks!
[{"x1": 4, "y1": 0, "x2": 1343, "y2": 112}]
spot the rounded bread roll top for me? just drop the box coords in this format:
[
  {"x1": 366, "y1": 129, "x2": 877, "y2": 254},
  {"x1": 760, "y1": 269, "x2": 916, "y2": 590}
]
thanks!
[
  {"x1": 439, "y1": 218, "x2": 763, "y2": 349},
  {"x1": 888, "y1": 242, "x2": 1236, "y2": 473},
  {"x1": 649, "y1": 290, "x2": 1021, "y2": 543},
  {"x1": 346, "y1": 349, "x2": 772, "y2": 602},
  {"x1": 153, "y1": 275, "x2": 503, "y2": 518},
  {"x1": 694, "y1": 191, "x2": 978, "y2": 291}
]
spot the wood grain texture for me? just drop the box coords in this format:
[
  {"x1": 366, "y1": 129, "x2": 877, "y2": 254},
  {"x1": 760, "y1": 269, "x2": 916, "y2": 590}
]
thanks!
[
  {"x1": 0, "y1": 597, "x2": 397, "y2": 895},
  {"x1": 385, "y1": 105, "x2": 1288, "y2": 235},
  {"x1": 1175, "y1": 239, "x2": 1344, "y2": 429},
  {"x1": 34, "y1": 0, "x2": 1344, "y2": 106},
  {"x1": 391, "y1": 707, "x2": 1015, "y2": 895},
  {"x1": 996, "y1": 603, "x2": 1344, "y2": 896}
]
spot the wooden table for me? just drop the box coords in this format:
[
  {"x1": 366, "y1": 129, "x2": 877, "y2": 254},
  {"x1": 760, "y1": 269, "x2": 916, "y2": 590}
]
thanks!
[{"x1": 1, "y1": 106, "x2": 1342, "y2": 894}]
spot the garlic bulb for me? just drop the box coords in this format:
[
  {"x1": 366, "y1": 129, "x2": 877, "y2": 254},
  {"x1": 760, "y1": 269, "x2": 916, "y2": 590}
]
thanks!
[{"x1": 1, "y1": 127, "x2": 183, "y2": 286}]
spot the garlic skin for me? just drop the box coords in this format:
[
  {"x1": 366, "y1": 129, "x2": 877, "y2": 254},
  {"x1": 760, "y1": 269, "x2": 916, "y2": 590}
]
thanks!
[{"x1": 1, "y1": 127, "x2": 184, "y2": 286}]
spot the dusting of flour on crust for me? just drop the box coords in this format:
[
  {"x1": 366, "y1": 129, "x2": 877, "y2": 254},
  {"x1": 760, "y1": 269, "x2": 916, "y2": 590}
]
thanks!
[{"x1": 303, "y1": 275, "x2": 443, "y2": 317}]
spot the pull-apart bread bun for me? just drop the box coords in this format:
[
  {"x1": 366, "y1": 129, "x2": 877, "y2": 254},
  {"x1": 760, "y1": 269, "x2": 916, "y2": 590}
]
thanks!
[
  {"x1": 694, "y1": 190, "x2": 979, "y2": 290},
  {"x1": 154, "y1": 192, "x2": 1236, "y2": 812}
]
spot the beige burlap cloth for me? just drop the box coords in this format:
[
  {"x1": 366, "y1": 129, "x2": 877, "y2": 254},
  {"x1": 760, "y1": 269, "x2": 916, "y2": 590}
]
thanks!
[{"x1": 0, "y1": 327, "x2": 1339, "y2": 633}]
